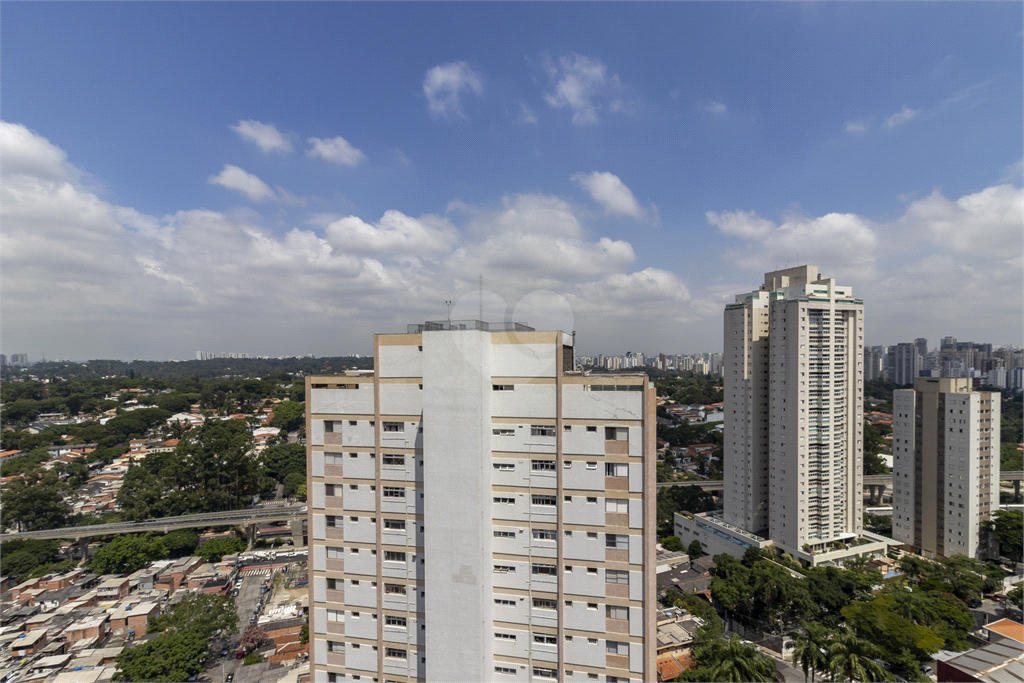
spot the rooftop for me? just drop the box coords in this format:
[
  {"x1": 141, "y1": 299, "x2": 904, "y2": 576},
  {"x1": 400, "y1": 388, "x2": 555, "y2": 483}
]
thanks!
[
  {"x1": 405, "y1": 319, "x2": 535, "y2": 333},
  {"x1": 985, "y1": 618, "x2": 1024, "y2": 644}
]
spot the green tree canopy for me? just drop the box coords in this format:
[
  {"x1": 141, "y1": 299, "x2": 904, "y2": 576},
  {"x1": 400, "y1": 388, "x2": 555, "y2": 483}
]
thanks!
[
  {"x1": 197, "y1": 536, "x2": 246, "y2": 563},
  {"x1": 269, "y1": 401, "x2": 305, "y2": 433},
  {"x1": 1, "y1": 470, "x2": 69, "y2": 532},
  {"x1": 90, "y1": 532, "x2": 169, "y2": 575},
  {"x1": 149, "y1": 593, "x2": 238, "y2": 639},
  {"x1": 261, "y1": 442, "x2": 306, "y2": 482},
  {"x1": 114, "y1": 627, "x2": 208, "y2": 682}
]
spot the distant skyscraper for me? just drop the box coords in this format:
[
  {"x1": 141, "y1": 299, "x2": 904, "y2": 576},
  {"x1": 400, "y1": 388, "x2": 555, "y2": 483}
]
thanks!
[
  {"x1": 9, "y1": 353, "x2": 28, "y2": 367},
  {"x1": 722, "y1": 265, "x2": 866, "y2": 556},
  {"x1": 915, "y1": 338, "x2": 928, "y2": 358},
  {"x1": 892, "y1": 378, "x2": 1000, "y2": 559},
  {"x1": 941, "y1": 337, "x2": 957, "y2": 351},
  {"x1": 889, "y1": 343, "x2": 919, "y2": 386},
  {"x1": 306, "y1": 322, "x2": 657, "y2": 682},
  {"x1": 864, "y1": 347, "x2": 883, "y2": 381}
]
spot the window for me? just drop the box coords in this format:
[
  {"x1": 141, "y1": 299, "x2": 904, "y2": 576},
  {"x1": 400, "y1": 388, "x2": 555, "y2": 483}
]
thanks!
[
  {"x1": 385, "y1": 615, "x2": 407, "y2": 628},
  {"x1": 605, "y1": 570, "x2": 629, "y2": 585},
  {"x1": 564, "y1": 425, "x2": 572, "y2": 432},
  {"x1": 326, "y1": 609, "x2": 344, "y2": 622},
  {"x1": 384, "y1": 583, "x2": 406, "y2": 595},
  {"x1": 383, "y1": 422, "x2": 404, "y2": 432},
  {"x1": 384, "y1": 551, "x2": 406, "y2": 562},
  {"x1": 326, "y1": 578, "x2": 340, "y2": 590},
  {"x1": 494, "y1": 565, "x2": 517, "y2": 573},
  {"x1": 349, "y1": 452, "x2": 359, "y2": 458},
  {"x1": 586, "y1": 498, "x2": 598, "y2": 504},
  {"x1": 532, "y1": 495, "x2": 556, "y2": 506},
  {"x1": 493, "y1": 496, "x2": 515, "y2": 504},
  {"x1": 532, "y1": 529, "x2": 556, "y2": 541},
  {"x1": 587, "y1": 567, "x2": 598, "y2": 574},
  {"x1": 492, "y1": 428, "x2": 515, "y2": 436},
  {"x1": 533, "y1": 634, "x2": 557, "y2": 645},
  {"x1": 495, "y1": 632, "x2": 517, "y2": 640},
  {"x1": 586, "y1": 462, "x2": 598, "y2": 470},
  {"x1": 326, "y1": 515, "x2": 341, "y2": 527},
  {"x1": 349, "y1": 484, "x2": 358, "y2": 490},
  {"x1": 494, "y1": 598, "x2": 516, "y2": 606},
  {"x1": 493, "y1": 385, "x2": 515, "y2": 391},
  {"x1": 383, "y1": 518, "x2": 406, "y2": 530},
  {"x1": 324, "y1": 421, "x2": 334, "y2": 433},
  {"x1": 532, "y1": 563, "x2": 557, "y2": 576},
  {"x1": 587, "y1": 426, "x2": 597, "y2": 432},
  {"x1": 327, "y1": 641, "x2": 344, "y2": 653},
  {"x1": 531, "y1": 460, "x2": 556, "y2": 471},
  {"x1": 606, "y1": 641, "x2": 629, "y2": 655},
  {"x1": 532, "y1": 597, "x2": 557, "y2": 609},
  {"x1": 385, "y1": 647, "x2": 407, "y2": 659},
  {"x1": 382, "y1": 454, "x2": 405, "y2": 466},
  {"x1": 494, "y1": 530, "x2": 516, "y2": 538},
  {"x1": 493, "y1": 463, "x2": 515, "y2": 471},
  {"x1": 495, "y1": 667, "x2": 517, "y2": 675},
  {"x1": 348, "y1": 420, "x2": 357, "y2": 426},
  {"x1": 606, "y1": 534, "x2": 627, "y2": 549},
  {"x1": 605, "y1": 498, "x2": 628, "y2": 513},
  {"x1": 563, "y1": 461, "x2": 572, "y2": 469},
  {"x1": 383, "y1": 487, "x2": 405, "y2": 498},
  {"x1": 324, "y1": 484, "x2": 338, "y2": 496},
  {"x1": 326, "y1": 546, "x2": 344, "y2": 559},
  {"x1": 324, "y1": 452, "x2": 344, "y2": 465},
  {"x1": 605, "y1": 463, "x2": 628, "y2": 477},
  {"x1": 531, "y1": 425, "x2": 556, "y2": 437},
  {"x1": 606, "y1": 605, "x2": 628, "y2": 620},
  {"x1": 533, "y1": 667, "x2": 557, "y2": 679}
]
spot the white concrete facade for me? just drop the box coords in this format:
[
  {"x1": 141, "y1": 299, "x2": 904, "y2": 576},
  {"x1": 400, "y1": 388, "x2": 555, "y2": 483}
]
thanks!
[
  {"x1": 724, "y1": 266, "x2": 866, "y2": 560},
  {"x1": 892, "y1": 377, "x2": 1001, "y2": 559},
  {"x1": 307, "y1": 323, "x2": 657, "y2": 683}
]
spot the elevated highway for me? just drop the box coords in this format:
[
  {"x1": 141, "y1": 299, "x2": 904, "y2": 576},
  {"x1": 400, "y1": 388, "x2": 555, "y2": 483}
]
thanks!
[{"x1": 0, "y1": 504, "x2": 306, "y2": 545}]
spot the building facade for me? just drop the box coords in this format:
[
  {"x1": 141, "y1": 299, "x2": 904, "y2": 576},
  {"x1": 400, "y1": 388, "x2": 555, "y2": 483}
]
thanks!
[
  {"x1": 722, "y1": 266, "x2": 869, "y2": 561},
  {"x1": 889, "y1": 343, "x2": 920, "y2": 386},
  {"x1": 891, "y1": 377, "x2": 1001, "y2": 559},
  {"x1": 306, "y1": 321, "x2": 657, "y2": 683}
]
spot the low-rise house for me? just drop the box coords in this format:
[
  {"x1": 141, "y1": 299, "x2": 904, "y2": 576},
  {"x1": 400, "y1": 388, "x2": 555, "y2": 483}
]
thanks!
[
  {"x1": 936, "y1": 640, "x2": 1024, "y2": 683},
  {"x1": 39, "y1": 569, "x2": 85, "y2": 591},
  {"x1": 11, "y1": 628, "x2": 48, "y2": 657},
  {"x1": 980, "y1": 618, "x2": 1024, "y2": 646},
  {"x1": 10, "y1": 577, "x2": 43, "y2": 601},
  {"x1": 95, "y1": 577, "x2": 130, "y2": 602},
  {"x1": 154, "y1": 556, "x2": 202, "y2": 595},
  {"x1": 109, "y1": 601, "x2": 160, "y2": 636},
  {"x1": 63, "y1": 614, "x2": 109, "y2": 644}
]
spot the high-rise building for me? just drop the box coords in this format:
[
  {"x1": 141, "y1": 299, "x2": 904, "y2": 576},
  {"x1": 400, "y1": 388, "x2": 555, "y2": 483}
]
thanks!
[
  {"x1": 889, "y1": 343, "x2": 919, "y2": 386},
  {"x1": 915, "y1": 338, "x2": 928, "y2": 358},
  {"x1": 891, "y1": 377, "x2": 1001, "y2": 559},
  {"x1": 864, "y1": 347, "x2": 883, "y2": 381},
  {"x1": 9, "y1": 353, "x2": 28, "y2": 367},
  {"x1": 719, "y1": 265, "x2": 875, "y2": 561},
  {"x1": 306, "y1": 321, "x2": 656, "y2": 683}
]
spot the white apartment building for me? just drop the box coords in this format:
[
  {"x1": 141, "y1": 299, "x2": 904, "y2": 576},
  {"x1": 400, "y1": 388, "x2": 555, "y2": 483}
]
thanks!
[
  {"x1": 306, "y1": 321, "x2": 656, "y2": 683},
  {"x1": 719, "y1": 266, "x2": 879, "y2": 564},
  {"x1": 891, "y1": 377, "x2": 1001, "y2": 559}
]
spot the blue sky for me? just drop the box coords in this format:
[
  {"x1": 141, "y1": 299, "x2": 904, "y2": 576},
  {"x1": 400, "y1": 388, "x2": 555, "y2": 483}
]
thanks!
[{"x1": 2, "y1": 2, "x2": 1021, "y2": 360}]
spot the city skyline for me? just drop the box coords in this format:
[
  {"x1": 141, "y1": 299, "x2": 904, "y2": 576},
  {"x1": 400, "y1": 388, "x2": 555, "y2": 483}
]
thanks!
[{"x1": 2, "y1": 3, "x2": 1022, "y2": 361}]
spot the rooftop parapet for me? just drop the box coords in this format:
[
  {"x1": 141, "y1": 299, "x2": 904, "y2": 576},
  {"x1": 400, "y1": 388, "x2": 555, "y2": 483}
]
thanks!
[{"x1": 405, "y1": 320, "x2": 536, "y2": 333}]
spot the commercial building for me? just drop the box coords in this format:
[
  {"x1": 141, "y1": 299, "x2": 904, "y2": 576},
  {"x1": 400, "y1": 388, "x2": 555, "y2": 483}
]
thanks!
[
  {"x1": 889, "y1": 343, "x2": 920, "y2": 386},
  {"x1": 891, "y1": 377, "x2": 1001, "y2": 559},
  {"x1": 306, "y1": 321, "x2": 657, "y2": 683},
  {"x1": 715, "y1": 265, "x2": 881, "y2": 565}
]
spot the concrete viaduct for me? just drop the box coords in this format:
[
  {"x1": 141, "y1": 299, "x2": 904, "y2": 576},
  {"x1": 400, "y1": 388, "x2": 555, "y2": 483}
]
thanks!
[{"x1": 0, "y1": 504, "x2": 307, "y2": 555}]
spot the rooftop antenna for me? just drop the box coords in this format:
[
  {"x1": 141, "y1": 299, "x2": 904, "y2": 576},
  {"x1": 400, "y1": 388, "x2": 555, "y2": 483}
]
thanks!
[
  {"x1": 478, "y1": 275, "x2": 483, "y2": 322},
  {"x1": 445, "y1": 300, "x2": 452, "y2": 323}
]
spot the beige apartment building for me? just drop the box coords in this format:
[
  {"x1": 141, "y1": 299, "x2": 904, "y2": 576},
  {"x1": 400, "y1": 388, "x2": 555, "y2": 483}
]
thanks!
[
  {"x1": 892, "y1": 377, "x2": 1001, "y2": 558},
  {"x1": 306, "y1": 321, "x2": 657, "y2": 683},
  {"x1": 694, "y1": 266, "x2": 883, "y2": 566}
]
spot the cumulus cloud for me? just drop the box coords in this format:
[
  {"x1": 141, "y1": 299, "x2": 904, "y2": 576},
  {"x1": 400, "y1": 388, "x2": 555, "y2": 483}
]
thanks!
[
  {"x1": 518, "y1": 102, "x2": 538, "y2": 125},
  {"x1": 306, "y1": 136, "x2": 366, "y2": 166},
  {"x1": 572, "y1": 171, "x2": 652, "y2": 221},
  {"x1": 230, "y1": 120, "x2": 293, "y2": 153},
  {"x1": 543, "y1": 54, "x2": 623, "y2": 125},
  {"x1": 898, "y1": 185, "x2": 1023, "y2": 257},
  {"x1": 884, "y1": 105, "x2": 919, "y2": 129},
  {"x1": 423, "y1": 62, "x2": 483, "y2": 119},
  {"x1": 207, "y1": 164, "x2": 303, "y2": 205},
  {"x1": 325, "y1": 211, "x2": 456, "y2": 255}
]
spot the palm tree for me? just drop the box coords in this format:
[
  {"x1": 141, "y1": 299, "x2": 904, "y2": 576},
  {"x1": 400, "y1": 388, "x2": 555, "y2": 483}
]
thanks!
[
  {"x1": 827, "y1": 627, "x2": 890, "y2": 682},
  {"x1": 701, "y1": 634, "x2": 783, "y2": 682},
  {"x1": 790, "y1": 622, "x2": 831, "y2": 683}
]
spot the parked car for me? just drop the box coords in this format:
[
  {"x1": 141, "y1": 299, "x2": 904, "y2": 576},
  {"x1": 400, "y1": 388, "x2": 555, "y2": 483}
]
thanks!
[
  {"x1": 221, "y1": 645, "x2": 229, "y2": 657},
  {"x1": 236, "y1": 649, "x2": 245, "y2": 659},
  {"x1": 226, "y1": 674, "x2": 234, "y2": 682},
  {"x1": 968, "y1": 599, "x2": 982, "y2": 608}
]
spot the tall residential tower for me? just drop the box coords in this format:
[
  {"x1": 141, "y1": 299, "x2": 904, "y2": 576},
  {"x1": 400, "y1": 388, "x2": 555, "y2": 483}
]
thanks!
[{"x1": 306, "y1": 321, "x2": 657, "y2": 683}]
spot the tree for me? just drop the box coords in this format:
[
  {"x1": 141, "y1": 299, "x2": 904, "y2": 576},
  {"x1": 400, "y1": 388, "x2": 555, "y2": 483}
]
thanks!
[
  {"x1": 827, "y1": 627, "x2": 890, "y2": 683},
  {"x1": 789, "y1": 622, "x2": 831, "y2": 683},
  {"x1": 114, "y1": 627, "x2": 208, "y2": 682},
  {"x1": 661, "y1": 536, "x2": 683, "y2": 552},
  {"x1": 269, "y1": 401, "x2": 305, "y2": 433},
  {"x1": 283, "y1": 471, "x2": 305, "y2": 498},
  {"x1": 149, "y1": 593, "x2": 238, "y2": 640},
  {"x1": 162, "y1": 529, "x2": 200, "y2": 557},
  {"x1": 197, "y1": 536, "x2": 246, "y2": 563},
  {"x1": 1, "y1": 471, "x2": 70, "y2": 531},
  {"x1": 657, "y1": 485, "x2": 718, "y2": 534},
  {"x1": 697, "y1": 634, "x2": 782, "y2": 682},
  {"x1": 863, "y1": 421, "x2": 890, "y2": 475},
  {"x1": 687, "y1": 540, "x2": 702, "y2": 558},
  {"x1": 988, "y1": 510, "x2": 1023, "y2": 562},
  {"x1": 0, "y1": 539, "x2": 62, "y2": 581},
  {"x1": 243, "y1": 652, "x2": 263, "y2": 666},
  {"x1": 261, "y1": 443, "x2": 306, "y2": 482},
  {"x1": 90, "y1": 532, "x2": 169, "y2": 575},
  {"x1": 240, "y1": 624, "x2": 269, "y2": 650}
]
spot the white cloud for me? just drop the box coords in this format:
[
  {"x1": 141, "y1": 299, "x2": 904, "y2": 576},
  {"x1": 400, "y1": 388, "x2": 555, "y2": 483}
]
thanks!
[
  {"x1": 208, "y1": 165, "x2": 276, "y2": 202},
  {"x1": 325, "y1": 210, "x2": 456, "y2": 255},
  {"x1": 705, "y1": 209, "x2": 774, "y2": 239},
  {"x1": 306, "y1": 136, "x2": 366, "y2": 166},
  {"x1": 707, "y1": 102, "x2": 727, "y2": 116},
  {"x1": 845, "y1": 121, "x2": 868, "y2": 133},
  {"x1": 572, "y1": 171, "x2": 651, "y2": 221},
  {"x1": 898, "y1": 185, "x2": 1023, "y2": 257},
  {"x1": 207, "y1": 165, "x2": 304, "y2": 205},
  {"x1": 423, "y1": 62, "x2": 483, "y2": 119},
  {"x1": 884, "y1": 106, "x2": 919, "y2": 129},
  {"x1": 518, "y1": 102, "x2": 538, "y2": 125},
  {"x1": 543, "y1": 54, "x2": 623, "y2": 125},
  {"x1": 230, "y1": 120, "x2": 293, "y2": 153}
]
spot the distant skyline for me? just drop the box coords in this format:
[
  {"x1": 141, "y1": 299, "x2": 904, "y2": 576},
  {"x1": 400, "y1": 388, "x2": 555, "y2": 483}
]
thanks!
[{"x1": 2, "y1": 3, "x2": 1021, "y2": 361}]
